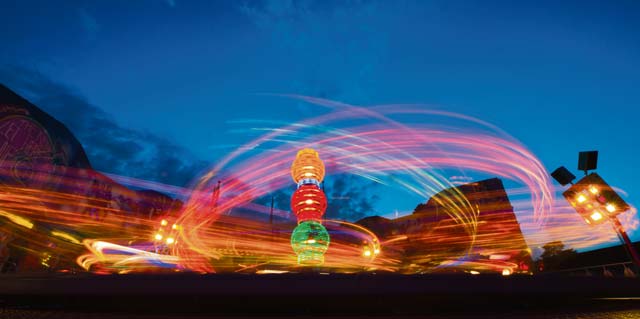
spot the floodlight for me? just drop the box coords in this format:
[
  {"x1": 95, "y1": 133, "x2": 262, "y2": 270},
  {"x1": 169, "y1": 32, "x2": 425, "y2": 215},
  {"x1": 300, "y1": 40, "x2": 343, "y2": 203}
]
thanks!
[
  {"x1": 553, "y1": 151, "x2": 640, "y2": 270},
  {"x1": 562, "y1": 173, "x2": 629, "y2": 226}
]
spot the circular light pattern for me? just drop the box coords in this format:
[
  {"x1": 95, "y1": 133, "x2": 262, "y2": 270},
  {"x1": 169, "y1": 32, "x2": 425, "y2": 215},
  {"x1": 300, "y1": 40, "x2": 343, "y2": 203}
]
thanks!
[
  {"x1": 290, "y1": 221, "x2": 330, "y2": 265},
  {"x1": 290, "y1": 184, "x2": 327, "y2": 221}
]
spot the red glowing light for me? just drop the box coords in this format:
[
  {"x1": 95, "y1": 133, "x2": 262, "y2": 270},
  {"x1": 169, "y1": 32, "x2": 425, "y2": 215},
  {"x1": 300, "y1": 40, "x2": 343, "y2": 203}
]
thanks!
[{"x1": 291, "y1": 184, "x2": 327, "y2": 221}]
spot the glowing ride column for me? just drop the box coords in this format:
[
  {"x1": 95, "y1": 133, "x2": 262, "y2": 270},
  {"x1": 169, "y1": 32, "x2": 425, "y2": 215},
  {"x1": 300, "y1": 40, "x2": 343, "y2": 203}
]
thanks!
[{"x1": 290, "y1": 148, "x2": 330, "y2": 265}]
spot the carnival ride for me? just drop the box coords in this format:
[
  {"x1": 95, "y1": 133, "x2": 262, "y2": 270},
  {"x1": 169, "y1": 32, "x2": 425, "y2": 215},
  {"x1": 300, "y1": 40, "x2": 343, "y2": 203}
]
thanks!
[{"x1": 0, "y1": 96, "x2": 636, "y2": 275}]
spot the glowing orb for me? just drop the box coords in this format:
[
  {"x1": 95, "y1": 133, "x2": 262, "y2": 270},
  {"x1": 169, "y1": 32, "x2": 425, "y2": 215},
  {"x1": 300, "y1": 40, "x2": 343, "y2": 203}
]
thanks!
[
  {"x1": 291, "y1": 148, "x2": 325, "y2": 184},
  {"x1": 290, "y1": 221, "x2": 330, "y2": 265},
  {"x1": 290, "y1": 184, "x2": 327, "y2": 221}
]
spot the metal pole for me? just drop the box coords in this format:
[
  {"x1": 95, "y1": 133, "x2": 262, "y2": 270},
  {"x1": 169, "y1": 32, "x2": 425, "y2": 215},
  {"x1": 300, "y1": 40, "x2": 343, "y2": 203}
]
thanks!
[
  {"x1": 269, "y1": 196, "x2": 275, "y2": 241},
  {"x1": 611, "y1": 216, "x2": 640, "y2": 270},
  {"x1": 269, "y1": 196, "x2": 274, "y2": 225}
]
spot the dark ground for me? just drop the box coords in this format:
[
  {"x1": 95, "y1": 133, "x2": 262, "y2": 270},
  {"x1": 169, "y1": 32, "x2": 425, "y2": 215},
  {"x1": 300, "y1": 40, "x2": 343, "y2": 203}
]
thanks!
[{"x1": 1, "y1": 273, "x2": 640, "y2": 318}]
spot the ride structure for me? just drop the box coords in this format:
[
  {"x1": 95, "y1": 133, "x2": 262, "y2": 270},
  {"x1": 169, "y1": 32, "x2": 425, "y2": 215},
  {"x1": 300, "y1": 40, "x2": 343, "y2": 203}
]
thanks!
[{"x1": 290, "y1": 148, "x2": 330, "y2": 265}]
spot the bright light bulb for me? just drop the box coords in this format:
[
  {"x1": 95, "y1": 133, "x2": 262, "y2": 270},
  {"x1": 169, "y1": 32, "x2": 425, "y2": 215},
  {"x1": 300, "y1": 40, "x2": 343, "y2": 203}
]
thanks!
[
  {"x1": 374, "y1": 249, "x2": 380, "y2": 255},
  {"x1": 166, "y1": 237, "x2": 175, "y2": 245},
  {"x1": 306, "y1": 239, "x2": 316, "y2": 244},
  {"x1": 305, "y1": 199, "x2": 314, "y2": 205},
  {"x1": 590, "y1": 211, "x2": 603, "y2": 221},
  {"x1": 172, "y1": 224, "x2": 178, "y2": 230},
  {"x1": 576, "y1": 195, "x2": 587, "y2": 203},
  {"x1": 155, "y1": 233, "x2": 163, "y2": 241},
  {"x1": 502, "y1": 269, "x2": 512, "y2": 276},
  {"x1": 589, "y1": 186, "x2": 598, "y2": 194},
  {"x1": 470, "y1": 271, "x2": 480, "y2": 275},
  {"x1": 606, "y1": 204, "x2": 616, "y2": 213},
  {"x1": 160, "y1": 219, "x2": 168, "y2": 226},
  {"x1": 363, "y1": 250, "x2": 372, "y2": 257}
]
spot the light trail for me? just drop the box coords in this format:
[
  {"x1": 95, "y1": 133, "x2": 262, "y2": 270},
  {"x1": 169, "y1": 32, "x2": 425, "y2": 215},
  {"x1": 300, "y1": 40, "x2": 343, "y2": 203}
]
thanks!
[{"x1": 0, "y1": 96, "x2": 634, "y2": 274}]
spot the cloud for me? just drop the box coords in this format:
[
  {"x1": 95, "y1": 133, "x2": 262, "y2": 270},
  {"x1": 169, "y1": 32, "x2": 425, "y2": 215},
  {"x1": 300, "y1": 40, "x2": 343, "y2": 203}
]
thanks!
[
  {"x1": 0, "y1": 65, "x2": 208, "y2": 187},
  {"x1": 325, "y1": 174, "x2": 380, "y2": 221}
]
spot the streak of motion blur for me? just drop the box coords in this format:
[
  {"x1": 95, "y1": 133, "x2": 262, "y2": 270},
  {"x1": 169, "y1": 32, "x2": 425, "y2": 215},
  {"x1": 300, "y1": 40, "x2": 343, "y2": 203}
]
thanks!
[{"x1": 0, "y1": 95, "x2": 636, "y2": 275}]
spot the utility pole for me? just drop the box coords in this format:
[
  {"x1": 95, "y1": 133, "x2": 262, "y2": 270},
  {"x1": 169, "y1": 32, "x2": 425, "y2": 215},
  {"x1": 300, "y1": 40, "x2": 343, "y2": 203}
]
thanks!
[
  {"x1": 611, "y1": 217, "x2": 640, "y2": 270},
  {"x1": 269, "y1": 196, "x2": 274, "y2": 225}
]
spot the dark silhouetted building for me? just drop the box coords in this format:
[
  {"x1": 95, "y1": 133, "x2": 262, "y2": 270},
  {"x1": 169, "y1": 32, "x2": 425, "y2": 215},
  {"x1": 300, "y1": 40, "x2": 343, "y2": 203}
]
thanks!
[
  {"x1": 0, "y1": 84, "x2": 182, "y2": 273},
  {"x1": 357, "y1": 178, "x2": 532, "y2": 274}
]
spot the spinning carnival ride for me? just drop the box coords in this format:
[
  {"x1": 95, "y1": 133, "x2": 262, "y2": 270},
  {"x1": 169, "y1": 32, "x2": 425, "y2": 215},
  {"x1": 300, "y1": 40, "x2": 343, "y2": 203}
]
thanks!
[{"x1": 290, "y1": 148, "x2": 330, "y2": 265}]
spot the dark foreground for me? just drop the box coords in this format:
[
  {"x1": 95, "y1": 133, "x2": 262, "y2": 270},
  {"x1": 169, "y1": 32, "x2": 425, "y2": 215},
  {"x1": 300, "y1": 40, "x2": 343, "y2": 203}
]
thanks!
[{"x1": 1, "y1": 273, "x2": 640, "y2": 318}]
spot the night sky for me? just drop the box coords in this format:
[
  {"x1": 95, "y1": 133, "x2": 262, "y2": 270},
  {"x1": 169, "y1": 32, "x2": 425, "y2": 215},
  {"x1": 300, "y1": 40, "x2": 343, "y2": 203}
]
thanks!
[{"x1": 1, "y1": 1, "x2": 639, "y2": 246}]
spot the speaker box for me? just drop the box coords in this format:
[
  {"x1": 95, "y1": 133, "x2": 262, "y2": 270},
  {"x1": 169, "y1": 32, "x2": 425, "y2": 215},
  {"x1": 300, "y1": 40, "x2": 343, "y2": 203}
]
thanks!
[
  {"x1": 578, "y1": 151, "x2": 598, "y2": 172},
  {"x1": 551, "y1": 166, "x2": 576, "y2": 186}
]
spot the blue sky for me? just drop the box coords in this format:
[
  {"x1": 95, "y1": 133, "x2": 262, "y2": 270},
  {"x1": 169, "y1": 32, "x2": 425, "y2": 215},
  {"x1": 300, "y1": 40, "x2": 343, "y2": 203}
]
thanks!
[{"x1": 1, "y1": 0, "x2": 640, "y2": 246}]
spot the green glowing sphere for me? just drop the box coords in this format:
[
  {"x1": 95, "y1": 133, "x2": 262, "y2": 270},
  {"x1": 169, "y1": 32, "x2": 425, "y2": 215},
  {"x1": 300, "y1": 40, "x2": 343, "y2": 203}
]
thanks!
[{"x1": 291, "y1": 221, "x2": 330, "y2": 265}]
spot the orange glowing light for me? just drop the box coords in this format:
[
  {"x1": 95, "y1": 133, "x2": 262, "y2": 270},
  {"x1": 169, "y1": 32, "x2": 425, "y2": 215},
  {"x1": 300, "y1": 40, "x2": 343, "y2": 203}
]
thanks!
[
  {"x1": 0, "y1": 209, "x2": 34, "y2": 229},
  {"x1": 606, "y1": 204, "x2": 616, "y2": 213},
  {"x1": 291, "y1": 148, "x2": 325, "y2": 183},
  {"x1": 590, "y1": 211, "x2": 603, "y2": 221},
  {"x1": 51, "y1": 231, "x2": 81, "y2": 244}
]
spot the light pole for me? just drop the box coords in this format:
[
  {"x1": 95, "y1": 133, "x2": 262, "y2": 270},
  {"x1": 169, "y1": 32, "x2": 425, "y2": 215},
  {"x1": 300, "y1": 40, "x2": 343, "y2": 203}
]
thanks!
[{"x1": 551, "y1": 151, "x2": 640, "y2": 270}]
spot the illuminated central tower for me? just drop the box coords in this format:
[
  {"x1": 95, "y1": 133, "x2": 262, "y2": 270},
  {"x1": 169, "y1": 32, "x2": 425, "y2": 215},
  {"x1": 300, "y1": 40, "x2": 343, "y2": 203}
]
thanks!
[{"x1": 290, "y1": 148, "x2": 330, "y2": 265}]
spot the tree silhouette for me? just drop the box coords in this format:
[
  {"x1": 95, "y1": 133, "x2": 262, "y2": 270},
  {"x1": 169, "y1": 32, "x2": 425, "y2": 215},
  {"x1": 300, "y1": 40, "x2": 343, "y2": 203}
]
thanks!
[{"x1": 537, "y1": 241, "x2": 578, "y2": 272}]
